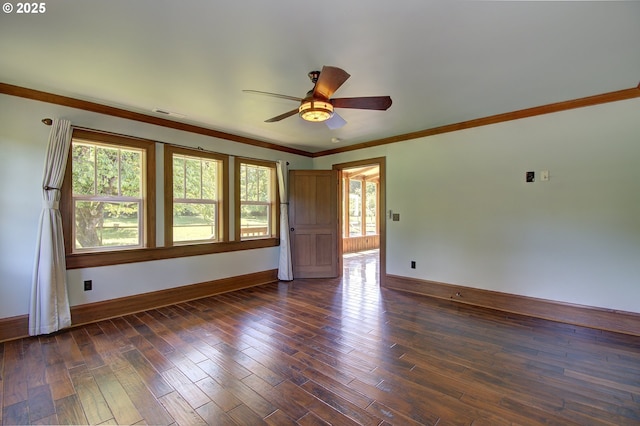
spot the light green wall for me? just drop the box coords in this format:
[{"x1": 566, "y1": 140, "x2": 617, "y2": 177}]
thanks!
[
  {"x1": 2, "y1": 93, "x2": 638, "y2": 319},
  {"x1": 0, "y1": 94, "x2": 312, "y2": 318},
  {"x1": 314, "y1": 97, "x2": 640, "y2": 313}
]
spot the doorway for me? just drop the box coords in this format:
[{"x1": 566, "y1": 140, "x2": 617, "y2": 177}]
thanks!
[{"x1": 333, "y1": 158, "x2": 386, "y2": 286}]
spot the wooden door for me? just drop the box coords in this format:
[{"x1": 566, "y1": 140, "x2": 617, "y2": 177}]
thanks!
[{"x1": 289, "y1": 170, "x2": 340, "y2": 278}]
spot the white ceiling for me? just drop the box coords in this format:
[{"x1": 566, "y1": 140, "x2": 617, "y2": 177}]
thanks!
[{"x1": 1, "y1": 1, "x2": 639, "y2": 153}]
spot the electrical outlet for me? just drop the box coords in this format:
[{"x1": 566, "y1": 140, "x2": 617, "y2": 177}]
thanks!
[
  {"x1": 84, "y1": 280, "x2": 92, "y2": 291},
  {"x1": 411, "y1": 261, "x2": 416, "y2": 269}
]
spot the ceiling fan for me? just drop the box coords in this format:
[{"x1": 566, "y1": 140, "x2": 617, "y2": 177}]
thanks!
[{"x1": 243, "y1": 66, "x2": 392, "y2": 129}]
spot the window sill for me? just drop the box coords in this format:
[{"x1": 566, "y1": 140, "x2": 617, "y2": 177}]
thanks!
[{"x1": 66, "y1": 238, "x2": 280, "y2": 269}]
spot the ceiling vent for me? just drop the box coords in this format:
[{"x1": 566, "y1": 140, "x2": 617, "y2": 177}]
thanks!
[{"x1": 152, "y1": 108, "x2": 186, "y2": 118}]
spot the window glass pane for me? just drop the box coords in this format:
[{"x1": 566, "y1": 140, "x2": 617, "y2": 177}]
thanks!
[
  {"x1": 240, "y1": 164, "x2": 247, "y2": 200},
  {"x1": 342, "y1": 178, "x2": 348, "y2": 238},
  {"x1": 366, "y1": 182, "x2": 377, "y2": 235},
  {"x1": 96, "y1": 146, "x2": 120, "y2": 196},
  {"x1": 120, "y1": 150, "x2": 142, "y2": 197},
  {"x1": 72, "y1": 144, "x2": 95, "y2": 195},
  {"x1": 245, "y1": 166, "x2": 255, "y2": 201},
  {"x1": 173, "y1": 202, "x2": 217, "y2": 242},
  {"x1": 184, "y1": 157, "x2": 202, "y2": 199},
  {"x1": 246, "y1": 165, "x2": 256, "y2": 201},
  {"x1": 241, "y1": 164, "x2": 271, "y2": 202},
  {"x1": 74, "y1": 201, "x2": 140, "y2": 249},
  {"x1": 257, "y1": 167, "x2": 269, "y2": 202},
  {"x1": 173, "y1": 156, "x2": 185, "y2": 198},
  {"x1": 240, "y1": 204, "x2": 269, "y2": 237},
  {"x1": 174, "y1": 155, "x2": 220, "y2": 202},
  {"x1": 349, "y1": 180, "x2": 362, "y2": 237},
  {"x1": 202, "y1": 160, "x2": 217, "y2": 200}
]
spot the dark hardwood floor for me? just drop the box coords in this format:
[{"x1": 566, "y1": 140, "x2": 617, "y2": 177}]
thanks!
[{"x1": 2, "y1": 250, "x2": 639, "y2": 425}]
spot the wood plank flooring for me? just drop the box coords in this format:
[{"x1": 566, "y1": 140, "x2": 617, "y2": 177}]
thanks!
[{"x1": 2, "y1": 250, "x2": 640, "y2": 425}]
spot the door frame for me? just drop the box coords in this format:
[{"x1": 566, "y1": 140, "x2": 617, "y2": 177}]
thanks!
[{"x1": 332, "y1": 157, "x2": 386, "y2": 286}]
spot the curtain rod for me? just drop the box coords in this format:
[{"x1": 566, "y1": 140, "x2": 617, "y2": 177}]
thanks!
[{"x1": 41, "y1": 117, "x2": 289, "y2": 166}]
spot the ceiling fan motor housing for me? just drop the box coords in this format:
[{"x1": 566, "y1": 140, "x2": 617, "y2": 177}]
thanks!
[{"x1": 299, "y1": 98, "x2": 334, "y2": 122}]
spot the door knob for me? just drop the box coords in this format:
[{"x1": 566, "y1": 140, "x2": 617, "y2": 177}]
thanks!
[{"x1": 290, "y1": 227, "x2": 295, "y2": 232}]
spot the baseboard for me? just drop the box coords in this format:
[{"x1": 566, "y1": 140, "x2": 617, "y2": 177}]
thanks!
[
  {"x1": 385, "y1": 274, "x2": 640, "y2": 337},
  {"x1": 0, "y1": 269, "x2": 278, "y2": 343},
  {"x1": 0, "y1": 314, "x2": 29, "y2": 343}
]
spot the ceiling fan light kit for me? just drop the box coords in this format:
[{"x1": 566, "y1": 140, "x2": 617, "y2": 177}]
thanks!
[
  {"x1": 244, "y1": 65, "x2": 392, "y2": 129},
  {"x1": 299, "y1": 99, "x2": 334, "y2": 122}
]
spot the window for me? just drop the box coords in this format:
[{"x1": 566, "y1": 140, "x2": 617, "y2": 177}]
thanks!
[
  {"x1": 62, "y1": 129, "x2": 278, "y2": 269},
  {"x1": 164, "y1": 146, "x2": 228, "y2": 245},
  {"x1": 365, "y1": 181, "x2": 378, "y2": 235},
  {"x1": 342, "y1": 168, "x2": 379, "y2": 238},
  {"x1": 62, "y1": 130, "x2": 155, "y2": 254},
  {"x1": 235, "y1": 159, "x2": 278, "y2": 240}
]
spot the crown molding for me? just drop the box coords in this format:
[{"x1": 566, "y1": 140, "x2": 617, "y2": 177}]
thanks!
[
  {"x1": 2, "y1": 82, "x2": 639, "y2": 159},
  {"x1": 312, "y1": 86, "x2": 640, "y2": 157},
  {"x1": 0, "y1": 83, "x2": 313, "y2": 157}
]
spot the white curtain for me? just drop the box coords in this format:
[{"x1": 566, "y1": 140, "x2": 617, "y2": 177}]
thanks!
[
  {"x1": 30, "y1": 119, "x2": 73, "y2": 335},
  {"x1": 276, "y1": 160, "x2": 293, "y2": 281}
]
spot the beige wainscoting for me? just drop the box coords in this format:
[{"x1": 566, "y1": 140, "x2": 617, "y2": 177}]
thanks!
[{"x1": 343, "y1": 235, "x2": 380, "y2": 254}]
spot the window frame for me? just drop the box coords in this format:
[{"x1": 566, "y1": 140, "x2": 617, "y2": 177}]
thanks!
[
  {"x1": 62, "y1": 129, "x2": 157, "y2": 259},
  {"x1": 234, "y1": 158, "x2": 279, "y2": 241},
  {"x1": 164, "y1": 145, "x2": 229, "y2": 246},
  {"x1": 62, "y1": 130, "x2": 279, "y2": 270},
  {"x1": 342, "y1": 175, "x2": 379, "y2": 238}
]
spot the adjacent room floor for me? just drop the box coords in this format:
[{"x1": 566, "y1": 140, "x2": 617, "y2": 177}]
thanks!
[{"x1": 1, "y1": 252, "x2": 639, "y2": 425}]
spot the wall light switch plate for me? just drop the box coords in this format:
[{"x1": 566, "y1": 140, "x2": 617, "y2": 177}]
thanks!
[
  {"x1": 392, "y1": 213, "x2": 400, "y2": 221},
  {"x1": 526, "y1": 171, "x2": 535, "y2": 183},
  {"x1": 541, "y1": 170, "x2": 549, "y2": 181}
]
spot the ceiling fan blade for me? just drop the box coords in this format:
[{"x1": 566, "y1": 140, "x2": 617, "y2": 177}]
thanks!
[
  {"x1": 313, "y1": 66, "x2": 350, "y2": 100},
  {"x1": 331, "y1": 96, "x2": 392, "y2": 110},
  {"x1": 243, "y1": 90, "x2": 302, "y2": 102},
  {"x1": 325, "y1": 112, "x2": 347, "y2": 130},
  {"x1": 264, "y1": 108, "x2": 299, "y2": 123}
]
